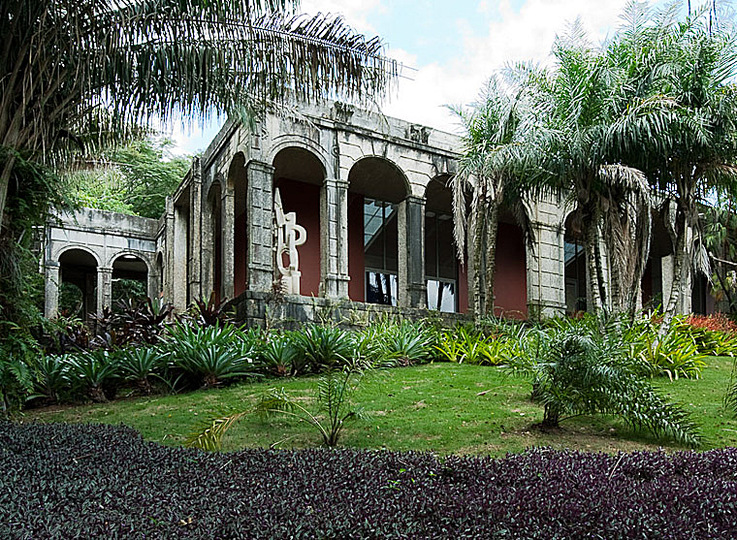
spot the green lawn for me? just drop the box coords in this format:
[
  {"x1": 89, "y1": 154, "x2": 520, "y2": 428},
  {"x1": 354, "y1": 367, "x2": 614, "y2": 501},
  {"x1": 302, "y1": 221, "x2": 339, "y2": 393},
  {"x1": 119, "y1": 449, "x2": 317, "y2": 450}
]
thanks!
[{"x1": 24, "y1": 357, "x2": 737, "y2": 456}]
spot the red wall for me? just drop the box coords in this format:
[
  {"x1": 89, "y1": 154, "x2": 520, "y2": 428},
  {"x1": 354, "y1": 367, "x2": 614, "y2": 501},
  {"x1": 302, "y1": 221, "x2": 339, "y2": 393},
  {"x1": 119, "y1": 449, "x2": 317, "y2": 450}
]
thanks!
[
  {"x1": 458, "y1": 258, "x2": 469, "y2": 313},
  {"x1": 276, "y1": 179, "x2": 321, "y2": 297},
  {"x1": 234, "y1": 212, "x2": 247, "y2": 297},
  {"x1": 493, "y1": 222, "x2": 527, "y2": 319},
  {"x1": 348, "y1": 194, "x2": 365, "y2": 302}
]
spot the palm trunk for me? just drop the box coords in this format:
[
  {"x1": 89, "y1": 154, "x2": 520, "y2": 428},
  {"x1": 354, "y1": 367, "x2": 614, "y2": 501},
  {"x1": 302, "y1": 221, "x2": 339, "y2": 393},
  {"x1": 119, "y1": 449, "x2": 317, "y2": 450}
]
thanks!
[
  {"x1": 661, "y1": 212, "x2": 689, "y2": 333},
  {"x1": 484, "y1": 199, "x2": 500, "y2": 316},
  {"x1": 0, "y1": 154, "x2": 16, "y2": 230},
  {"x1": 471, "y1": 191, "x2": 485, "y2": 318},
  {"x1": 584, "y1": 219, "x2": 604, "y2": 314}
]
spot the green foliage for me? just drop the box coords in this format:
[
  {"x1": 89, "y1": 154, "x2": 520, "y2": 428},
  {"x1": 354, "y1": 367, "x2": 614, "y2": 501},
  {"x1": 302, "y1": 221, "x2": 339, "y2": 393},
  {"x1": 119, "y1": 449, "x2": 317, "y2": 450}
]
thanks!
[
  {"x1": 117, "y1": 348, "x2": 167, "y2": 396},
  {"x1": 190, "y1": 354, "x2": 372, "y2": 451},
  {"x1": 28, "y1": 354, "x2": 71, "y2": 404},
  {"x1": 358, "y1": 319, "x2": 435, "y2": 366},
  {"x1": 67, "y1": 349, "x2": 121, "y2": 403},
  {"x1": 434, "y1": 324, "x2": 515, "y2": 366},
  {"x1": 292, "y1": 325, "x2": 356, "y2": 373},
  {"x1": 161, "y1": 322, "x2": 260, "y2": 388},
  {"x1": 67, "y1": 137, "x2": 190, "y2": 219},
  {"x1": 259, "y1": 333, "x2": 305, "y2": 377},
  {"x1": 508, "y1": 323, "x2": 701, "y2": 447}
]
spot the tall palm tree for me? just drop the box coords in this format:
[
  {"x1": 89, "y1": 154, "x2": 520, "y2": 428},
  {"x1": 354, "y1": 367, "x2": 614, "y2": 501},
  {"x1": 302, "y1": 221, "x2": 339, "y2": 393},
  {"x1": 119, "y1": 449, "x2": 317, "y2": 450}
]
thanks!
[
  {"x1": 610, "y1": 3, "x2": 737, "y2": 326},
  {"x1": 0, "y1": 0, "x2": 396, "y2": 228},
  {"x1": 523, "y1": 20, "x2": 653, "y2": 316},
  {"x1": 450, "y1": 77, "x2": 532, "y2": 317}
]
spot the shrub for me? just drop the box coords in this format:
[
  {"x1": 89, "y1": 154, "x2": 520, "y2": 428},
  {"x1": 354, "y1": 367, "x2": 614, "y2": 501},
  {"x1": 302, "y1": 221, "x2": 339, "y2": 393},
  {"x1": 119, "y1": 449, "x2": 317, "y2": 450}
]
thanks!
[
  {"x1": 66, "y1": 349, "x2": 121, "y2": 402},
  {"x1": 358, "y1": 319, "x2": 435, "y2": 366},
  {"x1": 161, "y1": 322, "x2": 260, "y2": 388},
  {"x1": 28, "y1": 354, "x2": 71, "y2": 404},
  {"x1": 4, "y1": 422, "x2": 737, "y2": 539},
  {"x1": 259, "y1": 332, "x2": 305, "y2": 377},
  {"x1": 291, "y1": 325, "x2": 356, "y2": 373},
  {"x1": 117, "y1": 347, "x2": 168, "y2": 395},
  {"x1": 509, "y1": 325, "x2": 700, "y2": 447}
]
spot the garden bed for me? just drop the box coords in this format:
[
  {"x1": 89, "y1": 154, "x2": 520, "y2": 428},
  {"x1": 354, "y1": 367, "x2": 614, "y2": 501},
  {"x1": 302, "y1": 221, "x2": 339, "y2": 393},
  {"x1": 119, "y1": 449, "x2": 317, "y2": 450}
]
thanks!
[{"x1": 3, "y1": 421, "x2": 737, "y2": 538}]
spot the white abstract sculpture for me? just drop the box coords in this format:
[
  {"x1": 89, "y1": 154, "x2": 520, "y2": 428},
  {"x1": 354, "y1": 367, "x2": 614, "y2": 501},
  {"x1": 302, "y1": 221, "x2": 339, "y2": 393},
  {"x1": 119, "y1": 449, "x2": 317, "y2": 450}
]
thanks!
[{"x1": 274, "y1": 188, "x2": 307, "y2": 294}]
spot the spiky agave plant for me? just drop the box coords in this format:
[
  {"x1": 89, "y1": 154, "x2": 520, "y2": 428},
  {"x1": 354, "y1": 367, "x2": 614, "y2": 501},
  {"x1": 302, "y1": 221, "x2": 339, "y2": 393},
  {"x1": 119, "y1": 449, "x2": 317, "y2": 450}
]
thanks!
[{"x1": 509, "y1": 325, "x2": 701, "y2": 447}]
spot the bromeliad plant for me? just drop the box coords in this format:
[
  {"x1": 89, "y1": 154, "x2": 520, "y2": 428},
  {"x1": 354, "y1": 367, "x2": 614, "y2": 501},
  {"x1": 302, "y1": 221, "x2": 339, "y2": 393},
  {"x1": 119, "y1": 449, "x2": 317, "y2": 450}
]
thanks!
[
  {"x1": 67, "y1": 349, "x2": 121, "y2": 403},
  {"x1": 161, "y1": 322, "x2": 261, "y2": 389}
]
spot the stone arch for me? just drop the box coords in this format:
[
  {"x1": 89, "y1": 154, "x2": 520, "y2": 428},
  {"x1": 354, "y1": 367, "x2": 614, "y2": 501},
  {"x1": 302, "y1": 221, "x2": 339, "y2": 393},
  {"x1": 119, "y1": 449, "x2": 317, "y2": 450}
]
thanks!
[
  {"x1": 347, "y1": 156, "x2": 410, "y2": 305},
  {"x1": 272, "y1": 146, "x2": 326, "y2": 297},
  {"x1": 55, "y1": 244, "x2": 102, "y2": 267},
  {"x1": 268, "y1": 136, "x2": 331, "y2": 179},
  {"x1": 57, "y1": 247, "x2": 100, "y2": 319},
  {"x1": 111, "y1": 252, "x2": 149, "y2": 305}
]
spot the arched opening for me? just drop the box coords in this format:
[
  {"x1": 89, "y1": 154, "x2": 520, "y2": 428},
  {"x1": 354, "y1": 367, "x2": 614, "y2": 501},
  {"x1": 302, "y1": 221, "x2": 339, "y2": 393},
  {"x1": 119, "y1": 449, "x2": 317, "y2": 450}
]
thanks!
[
  {"x1": 112, "y1": 254, "x2": 148, "y2": 308},
  {"x1": 273, "y1": 146, "x2": 325, "y2": 297},
  {"x1": 564, "y1": 212, "x2": 587, "y2": 314},
  {"x1": 229, "y1": 153, "x2": 248, "y2": 297},
  {"x1": 58, "y1": 248, "x2": 98, "y2": 319},
  {"x1": 207, "y1": 182, "x2": 223, "y2": 302},
  {"x1": 348, "y1": 157, "x2": 407, "y2": 305},
  {"x1": 424, "y1": 176, "x2": 466, "y2": 313}
]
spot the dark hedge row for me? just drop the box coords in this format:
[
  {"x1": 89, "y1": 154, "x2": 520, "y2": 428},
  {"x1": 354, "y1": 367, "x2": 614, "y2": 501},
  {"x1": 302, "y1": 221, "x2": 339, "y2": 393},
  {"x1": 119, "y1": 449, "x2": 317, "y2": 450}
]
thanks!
[{"x1": 2, "y1": 422, "x2": 737, "y2": 539}]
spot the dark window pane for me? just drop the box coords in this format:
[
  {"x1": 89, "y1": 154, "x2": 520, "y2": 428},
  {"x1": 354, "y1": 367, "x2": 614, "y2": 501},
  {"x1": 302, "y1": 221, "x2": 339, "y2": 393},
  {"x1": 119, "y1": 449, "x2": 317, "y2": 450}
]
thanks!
[{"x1": 366, "y1": 271, "x2": 397, "y2": 305}]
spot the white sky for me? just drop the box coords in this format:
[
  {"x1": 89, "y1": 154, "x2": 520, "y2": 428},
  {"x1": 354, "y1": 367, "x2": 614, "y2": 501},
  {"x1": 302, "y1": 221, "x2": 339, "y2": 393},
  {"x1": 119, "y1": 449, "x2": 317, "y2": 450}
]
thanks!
[{"x1": 168, "y1": 0, "x2": 664, "y2": 155}]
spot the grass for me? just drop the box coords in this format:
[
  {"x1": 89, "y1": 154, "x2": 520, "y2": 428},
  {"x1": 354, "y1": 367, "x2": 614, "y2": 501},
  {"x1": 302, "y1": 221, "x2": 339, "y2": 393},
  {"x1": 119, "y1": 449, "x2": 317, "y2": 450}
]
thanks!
[{"x1": 23, "y1": 357, "x2": 737, "y2": 457}]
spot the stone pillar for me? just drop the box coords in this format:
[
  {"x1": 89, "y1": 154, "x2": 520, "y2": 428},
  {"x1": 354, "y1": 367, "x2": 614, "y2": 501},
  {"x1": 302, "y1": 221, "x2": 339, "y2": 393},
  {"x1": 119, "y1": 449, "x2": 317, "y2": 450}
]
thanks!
[
  {"x1": 164, "y1": 198, "x2": 175, "y2": 304},
  {"x1": 44, "y1": 261, "x2": 60, "y2": 318},
  {"x1": 402, "y1": 196, "x2": 426, "y2": 308},
  {"x1": 321, "y1": 177, "x2": 350, "y2": 298},
  {"x1": 246, "y1": 160, "x2": 275, "y2": 292},
  {"x1": 526, "y1": 196, "x2": 566, "y2": 318},
  {"x1": 221, "y1": 187, "x2": 235, "y2": 300},
  {"x1": 189, "y1": 158, "x2": 202, "y2": 300},
  {"x1": 172, "y1": 205, "x2": 189, "y2": 310},
  {"x1": 97, "y1": 267, "x2": 113, "y2": 313}
]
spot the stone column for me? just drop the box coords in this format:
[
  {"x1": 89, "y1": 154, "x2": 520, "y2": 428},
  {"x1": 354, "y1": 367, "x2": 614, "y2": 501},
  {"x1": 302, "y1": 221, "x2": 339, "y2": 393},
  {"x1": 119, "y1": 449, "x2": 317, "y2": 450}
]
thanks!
[
  {"x1": 189, "y1": 158, "x2": 203, "y2": 300},
  {"x1": 402, "y1": 196, "x2": 426, "y2": 308},
  {"x1": 44, "y1": 261, "x2": 60, "y2": 318},
  {"x1": 321, "y1": 177, "x2": 350, "y2": 298},
  {"x1": 97, "y1": 267, "x2": 113, "y2": 313},
  {"x1": 526, "y1": 195, "x2": 567, "y2": 318},
  {"x1": 164, "y1": 198, "x2": 175, "y2": 304},
  {"x1": 246, "y1": 160, "x2": 275, "y2": 292},
  {"x1": 221, "y1": 187, "x2": 235, "y2": 300},
  {"x1": 172, "y1": 205, "x2": 189, "y2": 310}
]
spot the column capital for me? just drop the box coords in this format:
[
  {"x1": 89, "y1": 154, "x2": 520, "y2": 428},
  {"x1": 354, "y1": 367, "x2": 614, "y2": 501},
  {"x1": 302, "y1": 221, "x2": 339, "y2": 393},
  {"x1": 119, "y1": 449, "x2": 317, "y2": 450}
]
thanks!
[
  {"x1": 246, "y1": 160, "x2": 275, "y2": 175},
  {"x1": 325, "y1": 177, "x2": 349, "y2": 189},
  {"x1": 45, "y1": 260, "x2": 60, "y2": 269},
  {"x1": 405, "y1": 194, "x2": 426, "y2": 206},
  {"x1": 98, "y1": 267, "x2": 113, "y2": 275}
]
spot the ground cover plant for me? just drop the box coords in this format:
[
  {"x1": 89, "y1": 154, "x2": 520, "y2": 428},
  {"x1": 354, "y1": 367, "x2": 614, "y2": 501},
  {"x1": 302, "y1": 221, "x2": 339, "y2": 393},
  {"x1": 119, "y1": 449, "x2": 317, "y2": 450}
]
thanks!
[{"x1": 3, "y1": 421, "x2": 737, "y2": 539}]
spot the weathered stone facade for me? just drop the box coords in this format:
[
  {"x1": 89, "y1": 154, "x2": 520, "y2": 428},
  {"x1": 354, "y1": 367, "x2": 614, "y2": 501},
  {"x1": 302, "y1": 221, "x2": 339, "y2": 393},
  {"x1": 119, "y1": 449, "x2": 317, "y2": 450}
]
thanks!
[{"x1": 42, "y1": 101, "x2": 710, "y2": 322}]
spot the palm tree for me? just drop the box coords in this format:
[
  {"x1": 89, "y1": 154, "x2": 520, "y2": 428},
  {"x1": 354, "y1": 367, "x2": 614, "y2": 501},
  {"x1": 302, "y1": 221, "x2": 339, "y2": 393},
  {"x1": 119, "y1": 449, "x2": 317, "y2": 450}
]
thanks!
[
  {"x1": 0, "y1": 0, "x2": 396, "y2": 228},
  {"x1": 450, "y1": 77, "x2": 532, "y2": 317},
  {"x1": 610, "y1": 4, "x2": 737, "y2": 326},
  {"x1": 522, "y1": 21, "x2": 653, "y2": 316}
]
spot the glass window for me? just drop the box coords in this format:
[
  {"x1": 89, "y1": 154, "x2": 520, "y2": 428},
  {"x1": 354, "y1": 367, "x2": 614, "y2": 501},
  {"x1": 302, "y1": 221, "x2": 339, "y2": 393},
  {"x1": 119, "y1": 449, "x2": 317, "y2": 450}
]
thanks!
[
  {"x1": 366, "y1": 271, "x2": 398, "y2": 306},
  {"x1": 425, "y1": 211, "x2": 457, "y2": 312},
  {"x1": 427, "y1": 279, "x2": 456, "y2": 312},
  {"x1": 564, "y1": 240, "x2": 586, "y2": 313},
  {"x1": 364, "y1": 199, "x2": 398, "y2": 305}
]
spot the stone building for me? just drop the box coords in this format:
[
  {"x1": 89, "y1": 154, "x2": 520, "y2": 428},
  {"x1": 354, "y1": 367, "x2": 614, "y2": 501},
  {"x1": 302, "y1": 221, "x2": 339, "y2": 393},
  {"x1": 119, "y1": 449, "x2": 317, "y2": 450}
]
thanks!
[{"x1": 42, "y1": 102, "x2": 714, "y2": 322}]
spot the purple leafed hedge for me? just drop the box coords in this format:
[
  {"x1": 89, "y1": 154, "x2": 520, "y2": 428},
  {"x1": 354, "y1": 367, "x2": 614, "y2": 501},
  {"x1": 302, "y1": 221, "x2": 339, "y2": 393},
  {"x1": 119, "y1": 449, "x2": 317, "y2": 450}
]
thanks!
[{"x1": 2, "y1": 422, "x2": 737, "y2": 539}]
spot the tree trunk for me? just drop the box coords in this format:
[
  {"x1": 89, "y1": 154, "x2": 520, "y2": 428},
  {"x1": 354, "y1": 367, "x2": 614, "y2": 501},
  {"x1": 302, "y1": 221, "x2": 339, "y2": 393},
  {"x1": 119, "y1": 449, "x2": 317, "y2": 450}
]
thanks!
[
  {"x1": 584, "y1": 218, "x2": 604, "y2": 314},
  {"x1": 661, "y1": 212, "x2": 689, "y2": 333},
  {"x1": 484, "y1": 199, "x2": 500, "y2": 316},
  {"x1": 0, "y1": 154, "x2": 16, "y2": 230},
  {"x1": 471, "y1": 191, "x2": 486, "y2": 318}
]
